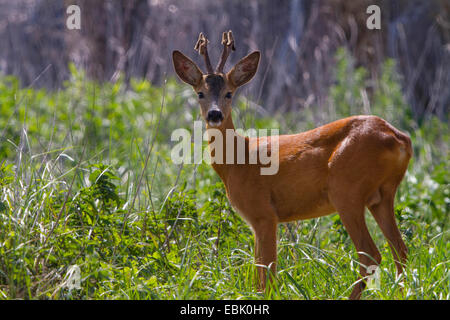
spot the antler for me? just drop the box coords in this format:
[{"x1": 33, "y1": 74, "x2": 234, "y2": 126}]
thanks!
[
  {"x1": 194, "y1": 32, "x2": 214, "y2": 75},
  {"x1": 216, "y1": 30, "x2": 235, "y2": 74}
]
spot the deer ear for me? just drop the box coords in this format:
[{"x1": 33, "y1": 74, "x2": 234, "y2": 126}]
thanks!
[
  {"x1": 227, "y1": 51, "x2": 260, "y2": 87},
  {"x1": 172, "y1": 51, "x2": 203, "y2": 86}
]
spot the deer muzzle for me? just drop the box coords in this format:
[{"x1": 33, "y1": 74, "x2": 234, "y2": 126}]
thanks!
[{"x1": 206, "y1": 107, "x2": 224, "y2": 127}]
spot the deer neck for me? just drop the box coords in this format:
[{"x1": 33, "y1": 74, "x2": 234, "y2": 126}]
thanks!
[{"x1": 206, "y1": 114, "x2": 248, "y2": 182}]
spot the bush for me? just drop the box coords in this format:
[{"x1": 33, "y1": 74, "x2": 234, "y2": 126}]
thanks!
[{"x1": 0, "y1": 54, "x2": 448, "y2": 299}]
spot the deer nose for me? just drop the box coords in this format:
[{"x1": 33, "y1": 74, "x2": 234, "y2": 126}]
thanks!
[{"x1": 207, "y1": 109, "x2": 224, "y2": 123}]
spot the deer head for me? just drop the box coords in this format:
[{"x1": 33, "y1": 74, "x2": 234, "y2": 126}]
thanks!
[{"x1": 173, "y1": 31, "x2": 260, "y2": 128}]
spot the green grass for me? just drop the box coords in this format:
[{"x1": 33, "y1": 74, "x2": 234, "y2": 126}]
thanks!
[{"x1": 0, "y1": 53, "x2": 448, "y2": 300}]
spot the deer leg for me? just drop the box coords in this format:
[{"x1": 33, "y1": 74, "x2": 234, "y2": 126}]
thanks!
[
  {"x1": 369, "y1": 187, "x2": 407, "y2": 274},
  {"x1": 252, "y1": 217, "x2": 278, "y2": 292},
  {"x1": 335, "y1": 203, "x2": 381, "y2": 300}
]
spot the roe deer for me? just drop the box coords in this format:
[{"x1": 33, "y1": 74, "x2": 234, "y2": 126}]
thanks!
[{"x1": 172, "y1": 31, "x2": 412, "y2": 299}]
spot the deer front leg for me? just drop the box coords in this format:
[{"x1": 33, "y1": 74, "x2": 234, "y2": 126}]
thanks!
[{"x1": 252, "y1": 217, "x2": 278, "y2": 292}]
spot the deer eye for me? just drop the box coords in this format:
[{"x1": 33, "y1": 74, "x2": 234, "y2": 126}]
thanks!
[
  {"x1": 197, "y1": 92, "x2": 204, "y2": 99},
  {"x1": 225, "y1": 92, "x2": 232, "y2": 99}
]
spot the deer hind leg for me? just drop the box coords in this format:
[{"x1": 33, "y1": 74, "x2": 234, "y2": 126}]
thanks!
[
  {"x1": 368, "y1": 184, "x2": 408, "y2": 274},
  {"x1": 331, "y1": 197, "x2": 381, "y2": 300}
]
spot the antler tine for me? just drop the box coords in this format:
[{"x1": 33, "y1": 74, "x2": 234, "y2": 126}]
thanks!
[
  {"x1": 194, "y1": 32, "x2": 214, "y2": 74},
  {"x1": 216, "y1": 30, "x2": 235, "y2": 74}
]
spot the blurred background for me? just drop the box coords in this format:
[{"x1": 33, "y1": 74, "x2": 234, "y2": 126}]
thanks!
[
  {"x1": 0, "y1": 0, "x2": 449, "y2": 300},
  {"x1": 0, "y1": 0, "x2": 448, "y2": 120}
]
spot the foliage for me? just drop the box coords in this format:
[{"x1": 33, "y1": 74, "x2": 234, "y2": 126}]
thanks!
[{"x1": 0, "y1": 54, "x2": 448, "y2": 300}]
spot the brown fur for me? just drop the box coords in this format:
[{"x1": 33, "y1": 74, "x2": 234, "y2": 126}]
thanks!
[{"x1": 172, "y1": 37, "x2": 412, "y2": 299}]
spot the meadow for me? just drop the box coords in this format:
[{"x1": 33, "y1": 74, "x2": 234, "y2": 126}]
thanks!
[{"x1": 0, "y1": 49, "x2": 448, "y2": 300}]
